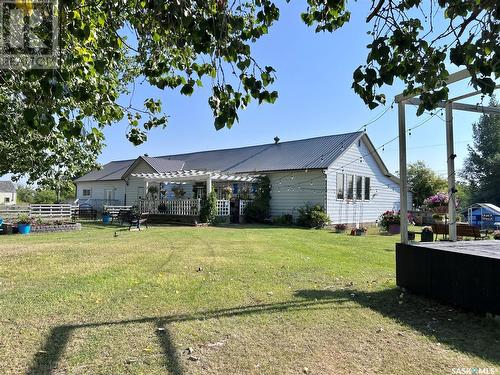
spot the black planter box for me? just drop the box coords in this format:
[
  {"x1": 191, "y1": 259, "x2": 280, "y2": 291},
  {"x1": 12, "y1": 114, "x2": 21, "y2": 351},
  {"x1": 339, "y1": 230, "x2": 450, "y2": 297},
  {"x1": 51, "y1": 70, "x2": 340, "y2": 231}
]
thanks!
[{"x1": 421, "y1": 231, "x2": 434, "y2": 242}]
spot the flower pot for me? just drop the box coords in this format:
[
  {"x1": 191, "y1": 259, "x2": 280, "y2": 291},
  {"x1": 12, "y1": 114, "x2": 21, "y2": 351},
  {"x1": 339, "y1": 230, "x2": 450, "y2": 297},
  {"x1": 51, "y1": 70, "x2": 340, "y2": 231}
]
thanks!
[
  {"x1": 433, "y1": 206, "x2": 448, "y2": 214},
  {"x1": 102, "y1": 215, "x2": 112, "y2": 225},
  {"x1": 388, "y1": 224, "x2": 401, "y2": 235},
  {"x1": 18, "y1": 224, "x2": 31, "y2": 235},
  {"x1": 421, "y1": 231, "x2": 434, "y2": 242}
]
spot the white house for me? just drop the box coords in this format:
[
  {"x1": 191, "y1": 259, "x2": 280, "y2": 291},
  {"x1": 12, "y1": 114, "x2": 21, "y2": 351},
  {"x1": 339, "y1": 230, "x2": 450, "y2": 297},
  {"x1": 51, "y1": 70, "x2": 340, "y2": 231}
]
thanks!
[
  {"x1": 74, "y1": 132, "x2": 411, "y2": 224},
  {"x1": 0, "y1": 181, "x2": 16, "y2": 206}
]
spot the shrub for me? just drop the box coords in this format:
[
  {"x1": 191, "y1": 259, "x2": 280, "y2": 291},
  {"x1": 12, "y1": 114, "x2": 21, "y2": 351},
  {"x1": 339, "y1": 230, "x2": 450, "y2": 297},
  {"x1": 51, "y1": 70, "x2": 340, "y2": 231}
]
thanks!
[
  {"x1": 297, "y1": 204, "x2": 330, "y2": 229},
  {"x1": 200, "y1": 190, "x2": 217, "y2": 223},
  {"x1": 272, "y1": 214, "x2": 294, "y2": 225},
  {"x1": 244, "y1": 176, "x2": 271, "y2": 223},
  {"x1": 335, "y1": 223, "x2": 348, "y2": 231}
]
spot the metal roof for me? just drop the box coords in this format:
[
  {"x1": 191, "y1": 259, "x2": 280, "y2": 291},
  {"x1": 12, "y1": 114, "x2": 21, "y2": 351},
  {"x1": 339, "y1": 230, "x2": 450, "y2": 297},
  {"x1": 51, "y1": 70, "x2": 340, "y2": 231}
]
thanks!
[
  {"x1": 75, "y1": 132, "x2": 364, "y2": 182},
  {"x1": 0, "y1": 181, "x2": 16, "y2": 193},
  {"x1": 466, "y1": 203, "x2": 500, "y2": 214},
  {"x1": 141, "y1": 156, "x2": 185, "y2": 173}
]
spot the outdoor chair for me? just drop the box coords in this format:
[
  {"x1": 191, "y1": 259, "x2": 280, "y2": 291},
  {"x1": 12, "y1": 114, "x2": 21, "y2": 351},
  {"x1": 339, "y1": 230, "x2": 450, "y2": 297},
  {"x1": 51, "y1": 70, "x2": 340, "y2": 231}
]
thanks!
[
  {"x1": 129, "y1": 212, "x2": 149, "y2": 231},
  {"x1": 116, "y1": 209, "x2": 132, "y2": 225}
]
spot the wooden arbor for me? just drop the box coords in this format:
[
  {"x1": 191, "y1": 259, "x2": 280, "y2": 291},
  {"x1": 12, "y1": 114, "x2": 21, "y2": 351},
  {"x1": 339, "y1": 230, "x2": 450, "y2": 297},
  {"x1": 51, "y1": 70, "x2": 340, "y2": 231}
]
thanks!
[{"x1": 396, "y1": 70, "x2": 500, "y2": 244}]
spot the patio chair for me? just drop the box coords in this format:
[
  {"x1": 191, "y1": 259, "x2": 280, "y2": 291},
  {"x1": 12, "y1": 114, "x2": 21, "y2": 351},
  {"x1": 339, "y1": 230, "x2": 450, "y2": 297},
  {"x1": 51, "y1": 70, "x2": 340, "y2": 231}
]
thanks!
[
  {"x1": 129, "y1": 212, "x2": 149, "y2": 231},
  {"x1": 116, "y1": 209, "x2": 132, "y2": 225}
]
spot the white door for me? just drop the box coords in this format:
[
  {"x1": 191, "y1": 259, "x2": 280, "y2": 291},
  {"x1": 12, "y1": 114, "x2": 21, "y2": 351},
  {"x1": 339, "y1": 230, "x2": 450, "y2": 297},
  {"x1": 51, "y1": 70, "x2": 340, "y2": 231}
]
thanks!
[{"x1": 104, "y1": 189, "x2": 114, "y2": 204}]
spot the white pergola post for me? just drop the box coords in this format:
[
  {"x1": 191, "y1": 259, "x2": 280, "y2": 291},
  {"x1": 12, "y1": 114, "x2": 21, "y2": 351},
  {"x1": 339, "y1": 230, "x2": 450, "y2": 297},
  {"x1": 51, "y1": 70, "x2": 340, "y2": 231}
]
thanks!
[
  {"x1": 206, "y1": 175, "x2": 212, "y2": 196},
  {"x1": 446, "y1": 102, "x2": 457, "y2": 241},
  {"x1": 398, "y1": 101, "x2": 409, "y2": 244}
]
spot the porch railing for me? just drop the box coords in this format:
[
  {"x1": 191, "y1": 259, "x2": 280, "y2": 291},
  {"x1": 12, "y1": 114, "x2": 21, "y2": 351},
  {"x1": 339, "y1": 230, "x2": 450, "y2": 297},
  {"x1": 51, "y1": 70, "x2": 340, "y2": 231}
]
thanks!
[{"x1": 140, "y1": 199, "x2": 201, "y2": 216}]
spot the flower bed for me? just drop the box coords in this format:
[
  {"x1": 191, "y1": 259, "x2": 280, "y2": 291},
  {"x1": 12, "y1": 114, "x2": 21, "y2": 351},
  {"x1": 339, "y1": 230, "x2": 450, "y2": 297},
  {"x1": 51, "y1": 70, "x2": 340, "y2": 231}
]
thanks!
[{"x1": 31, "y1": 223, "x2": 82, "y2": 233}]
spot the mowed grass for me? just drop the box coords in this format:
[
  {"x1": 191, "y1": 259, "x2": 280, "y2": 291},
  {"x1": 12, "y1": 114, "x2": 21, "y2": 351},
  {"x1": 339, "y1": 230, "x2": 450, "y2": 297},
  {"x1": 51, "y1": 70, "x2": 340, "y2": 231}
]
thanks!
[{"x1": 0, "y1": 225, "x2": 498, "y2": 375}]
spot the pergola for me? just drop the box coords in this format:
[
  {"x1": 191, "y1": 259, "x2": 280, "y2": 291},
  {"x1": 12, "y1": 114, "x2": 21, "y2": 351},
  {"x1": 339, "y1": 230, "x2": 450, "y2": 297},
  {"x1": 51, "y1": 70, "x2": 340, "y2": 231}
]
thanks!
[
  {"x1": 396, "y1": 69, "x2": 500, "y2": 244},
  {"x1": 131, "y1": 170, "x2": 260, "y2": 194}
]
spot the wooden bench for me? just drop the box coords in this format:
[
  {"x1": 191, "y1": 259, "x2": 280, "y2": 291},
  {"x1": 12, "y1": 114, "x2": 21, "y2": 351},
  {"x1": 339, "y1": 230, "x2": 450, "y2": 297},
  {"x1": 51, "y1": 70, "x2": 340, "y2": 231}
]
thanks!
[
  {"x1": 116, "y1": 209, "x2": 132, "y2": 225},
  {"x1": 431, "y1": 223, "x2": 484, "y2": 240},
  {"x1": 129, "y1": 212, "x2": 149, "y2": 231}
]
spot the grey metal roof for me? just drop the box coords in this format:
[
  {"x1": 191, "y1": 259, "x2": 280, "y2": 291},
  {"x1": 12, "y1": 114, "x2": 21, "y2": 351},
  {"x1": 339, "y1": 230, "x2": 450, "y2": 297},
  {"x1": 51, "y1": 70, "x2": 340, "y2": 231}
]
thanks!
[
  {"x1": 142, "y1": 156, "x2": 185, "y2": 173},
  {"x1": 0, "y1": 181, "x2": 16, "y2": 193},
  {"x1": 74, "y1": 160, "x2": 134, "y2": 182},
  {"x1": 75, "y1": 132, "x2": 364, "y2": 182}
]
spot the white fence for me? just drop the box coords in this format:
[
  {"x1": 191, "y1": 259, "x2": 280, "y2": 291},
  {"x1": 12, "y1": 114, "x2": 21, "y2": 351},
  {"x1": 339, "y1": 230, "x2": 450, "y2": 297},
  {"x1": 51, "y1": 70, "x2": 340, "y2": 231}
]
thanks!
[
  {"x1": 216, "y1": 200, "x2": 230, "y2": 216},
  {"x1": 0, "y1": 204, "x2": 76, "y2": 221},
  {"x1": 139, "y1": 199, "x2": 233, "y2": 217},
  {"x1": 140, "y1": 199, "x2": 201, "y2": 216}
]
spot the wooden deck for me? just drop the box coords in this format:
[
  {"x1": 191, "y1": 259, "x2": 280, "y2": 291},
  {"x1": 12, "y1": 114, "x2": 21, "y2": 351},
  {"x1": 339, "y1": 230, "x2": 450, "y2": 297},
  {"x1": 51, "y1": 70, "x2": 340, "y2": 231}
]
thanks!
[{"x1": 396, "y1": 241, "x2": 500, "y2": 314}]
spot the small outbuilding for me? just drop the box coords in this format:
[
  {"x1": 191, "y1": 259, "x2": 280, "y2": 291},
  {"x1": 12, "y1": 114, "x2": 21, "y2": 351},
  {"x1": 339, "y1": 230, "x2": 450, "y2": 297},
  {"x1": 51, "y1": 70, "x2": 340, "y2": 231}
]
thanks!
[
  {"x1": 463, "y1": 203, "x2": 500, "y2": 229},
  {"x1": 0, "y1": 181, "x2": 16, "y2": 206}
]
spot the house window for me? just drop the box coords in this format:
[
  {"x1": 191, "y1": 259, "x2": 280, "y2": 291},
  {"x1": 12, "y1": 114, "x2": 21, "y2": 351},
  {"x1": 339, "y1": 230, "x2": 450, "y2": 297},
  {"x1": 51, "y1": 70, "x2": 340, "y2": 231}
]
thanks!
[
  {"x1": 4, "y1": 197, "x2": 10, "y2": 203},
  {"x1": 356, "y1": 176, "x2": 363, "y2": 200},
  {"x1": 82, "y1": 188, "x2": 91, "y2": 197},
  {"x1": 233, "y1": 183, "x2": 239, "y2": 195},
  {"x1": 364, "y1": 177, "x2": 371, "y2": 200},
  {"x1": 336, "y1": 174, "x2": 344, "y2": 199},
  {"x1": 347, "y1": 175, "x2": 354, "y2": 200}
]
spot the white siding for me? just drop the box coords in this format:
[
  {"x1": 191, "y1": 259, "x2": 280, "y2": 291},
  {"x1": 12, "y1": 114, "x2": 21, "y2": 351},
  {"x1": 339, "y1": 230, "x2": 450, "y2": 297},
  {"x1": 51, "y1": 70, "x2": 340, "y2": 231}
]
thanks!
[
  {"x1": 268, "y1": 170, "x2": 326, "y2": 219},
  {"x1": 0, "y1": 192, "x2": 16, "y2": 205},
  {"x1": 125, "y1": 159, "x2": 157, "y2": 205},
  {"x1": 76, "y1": 180, "x2": 126, "y2": 206},
  {"x1": 326, "y1": 138, "x2": 410, "y2": 225}
]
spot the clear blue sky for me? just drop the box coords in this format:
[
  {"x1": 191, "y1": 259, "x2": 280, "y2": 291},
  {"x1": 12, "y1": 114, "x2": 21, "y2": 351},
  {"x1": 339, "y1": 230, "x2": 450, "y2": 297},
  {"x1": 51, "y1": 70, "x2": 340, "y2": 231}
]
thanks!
[{"x1": 5, "y1": 1, "x2": 489, "y2": 184}]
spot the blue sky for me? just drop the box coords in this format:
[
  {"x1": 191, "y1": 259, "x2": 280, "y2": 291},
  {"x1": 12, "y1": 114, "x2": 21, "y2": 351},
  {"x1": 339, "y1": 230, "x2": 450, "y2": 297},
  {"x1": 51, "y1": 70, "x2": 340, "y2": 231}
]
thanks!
[{"x1": 5, "y1": 1, "x2": 489, "y2": 183}]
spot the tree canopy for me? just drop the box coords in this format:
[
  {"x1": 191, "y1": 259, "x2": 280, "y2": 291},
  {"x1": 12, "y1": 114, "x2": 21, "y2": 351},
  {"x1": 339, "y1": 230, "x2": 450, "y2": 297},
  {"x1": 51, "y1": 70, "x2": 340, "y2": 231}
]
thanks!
[
  {"x1": 462, "y1": 97, "x2": 500, "y2": 206},
  {"x1": 1, "y1": 0, "x2": 498, "y2": 183},
  {"x1": 407, "y1": 161, "x2": 447, "y2": 208}
]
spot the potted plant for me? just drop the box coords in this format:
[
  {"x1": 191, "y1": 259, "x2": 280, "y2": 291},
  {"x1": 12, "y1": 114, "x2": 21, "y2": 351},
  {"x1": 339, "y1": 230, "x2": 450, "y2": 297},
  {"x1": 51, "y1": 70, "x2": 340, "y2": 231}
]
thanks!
[
  {"x1": 223, "y1": 186, "x2": 232, "y2": 200},
  {"x1": 421, "y1": 226, "x2": 434, "y2": 242},
  {"x1": 352, "y1": 227, "x2": 367, "y2": 236},
  {"x1": 379, "y1": 211, "x2": 401, "y2": 234},
  {"x1": 158, "y1": 202, "x2": 167, "y2": 213},
  {"x1": 172, "y1": 185, "x2": 186, "y2": 199},
  {"x1": 102, "y1": 210, "x2": 112, "y2": 225},
  {"x1": 335, "y1": 223, "x2": 348, "y2": 233},
  {"x1": 17, "y1": 214, "x2": 33, "y2": 235},
  {"x1": 424, "y1": 193, "x2": 449, "y2": 214},
  {"x1": 147, "y1": 185, "x2": 159, "y2": 199}
]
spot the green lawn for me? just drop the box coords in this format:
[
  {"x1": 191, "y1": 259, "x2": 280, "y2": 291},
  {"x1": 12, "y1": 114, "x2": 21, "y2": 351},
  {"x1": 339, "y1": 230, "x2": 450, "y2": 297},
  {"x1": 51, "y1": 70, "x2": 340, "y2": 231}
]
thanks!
[{"x1": 0, "y1": 225, "x2": 498, "y2": 374}]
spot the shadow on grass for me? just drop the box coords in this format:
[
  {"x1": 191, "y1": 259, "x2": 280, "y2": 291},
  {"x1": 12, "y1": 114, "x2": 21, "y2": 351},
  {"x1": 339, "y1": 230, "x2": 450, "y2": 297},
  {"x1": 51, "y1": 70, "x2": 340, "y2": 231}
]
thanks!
[
  {"x1": 295, "y1": 289, "x2": 500, "y2": 364},
  {"x1": 27, "y1": 288, "x2": 500, "y2": 374},
  {"x1": 26, "y1": 297, "x2": 353, "y2": 374}
]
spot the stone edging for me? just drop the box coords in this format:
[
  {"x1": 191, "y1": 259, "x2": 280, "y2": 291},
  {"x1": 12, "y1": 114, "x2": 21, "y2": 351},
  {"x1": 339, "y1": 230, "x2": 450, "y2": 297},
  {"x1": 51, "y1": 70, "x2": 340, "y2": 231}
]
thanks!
[{"x1": 31, "y1": 223, "x2": 82, "y2": 233}]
